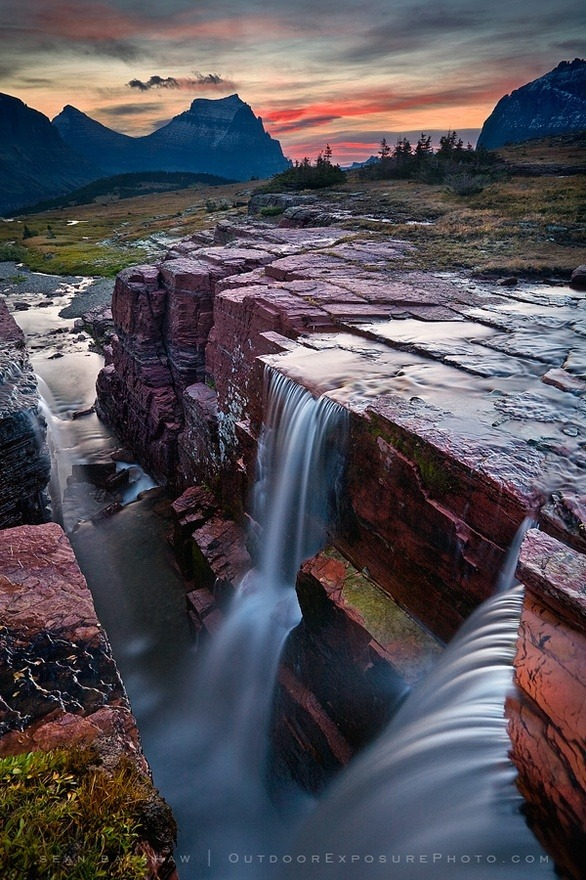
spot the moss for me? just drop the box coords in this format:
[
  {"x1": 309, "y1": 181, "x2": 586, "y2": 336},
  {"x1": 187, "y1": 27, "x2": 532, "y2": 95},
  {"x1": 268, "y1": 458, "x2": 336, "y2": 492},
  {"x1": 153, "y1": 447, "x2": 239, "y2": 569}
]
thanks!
[
  {"x1": 342, "y1": 570, "x2": 407, "y2": 646},
  {"x1": 412, "y1": 446, "x2": 455, "y2": 497},
  {"x1": 0, "y1": 747, "x2": 168, "y2": 879},
  {"x1": 368, "y1": 418, "x2": 454, "y2": 497},
  {"x1": 259, "y1": 205, "x2": 285, "y2": 217}
]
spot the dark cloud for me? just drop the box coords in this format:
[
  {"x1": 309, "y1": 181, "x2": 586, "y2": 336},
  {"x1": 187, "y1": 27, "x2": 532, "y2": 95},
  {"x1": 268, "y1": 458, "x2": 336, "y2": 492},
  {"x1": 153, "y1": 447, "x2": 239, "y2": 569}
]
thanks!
[
  {"x1": 100, "y1": 102, "x2": 162, "y2": 117},
  {"x1": 84, "y1": 38, "x2": 140, "y2": 62},
  {"x1": 128, "y1": 75, "x2": 180, "y2": 91},
  {"x1": 127, "y1": 72, "x2": 234, "y2": 91},
  {"x1": 346, "y1": 4, "x2": 487, "y2": 63},
  {"x1": 33, "y1": 36, "x2": 140, "y2": 63},
  {"x1": 270, "y1": 114, "x2": 341, "y2": 134}
]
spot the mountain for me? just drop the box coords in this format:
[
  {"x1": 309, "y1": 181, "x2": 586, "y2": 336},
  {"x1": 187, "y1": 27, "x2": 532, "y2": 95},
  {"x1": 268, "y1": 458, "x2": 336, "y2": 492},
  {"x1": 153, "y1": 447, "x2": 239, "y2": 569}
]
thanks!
[
  {"x1": 52, "y1": 105, "x2": 139, "y2": 175},
  {"x1": 53, "y1": 94, "x2": 290, "y2": 181},
  {"x1": 477, "y1": 59, "x2": 586, "y2": 150},
  {"x1": 0, "y1": 93, "x2": 101, "y2": 215}
]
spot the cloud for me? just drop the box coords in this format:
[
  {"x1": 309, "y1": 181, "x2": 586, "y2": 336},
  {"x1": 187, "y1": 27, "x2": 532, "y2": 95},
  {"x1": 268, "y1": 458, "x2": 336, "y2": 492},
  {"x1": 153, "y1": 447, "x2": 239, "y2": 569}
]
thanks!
[
  {"x1": 100, "y1": 102, "x2": 162, "y2": 117},
  {"x1": 127, "y1": 72, "x2": 235, "y2": 91},
  {"x1": 127, "y1": 75, "x2": 179, "y2": 91},
  {"x1": 268, "y1": 114, "x2": 341, "y2": 134}
]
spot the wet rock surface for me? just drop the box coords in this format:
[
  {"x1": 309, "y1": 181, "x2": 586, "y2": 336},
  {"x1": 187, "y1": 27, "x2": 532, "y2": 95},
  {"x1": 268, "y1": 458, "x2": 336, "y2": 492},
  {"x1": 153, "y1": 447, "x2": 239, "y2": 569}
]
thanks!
[
  {"x1": 96, "y1": 206, "x2": 585, "y2": 871},
  {"x1": 508, "y1": 530, "x2": 586, "y2": 880},
  {"x1": 0, "y1": 296, "x2": 50, "y2": 527},
  {"x1": 96, "y1": 212, "x2": 585, "y2": 632},
  {"x1": 0, "y1": 522, "x2": 141, "y2": 756}
]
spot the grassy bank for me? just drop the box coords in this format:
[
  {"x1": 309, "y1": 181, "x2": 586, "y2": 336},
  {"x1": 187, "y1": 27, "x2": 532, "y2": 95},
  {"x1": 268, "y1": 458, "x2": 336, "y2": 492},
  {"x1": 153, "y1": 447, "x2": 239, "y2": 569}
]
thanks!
[{"x1": 0, "y1": 136, "x2": 584, "y2": 278}]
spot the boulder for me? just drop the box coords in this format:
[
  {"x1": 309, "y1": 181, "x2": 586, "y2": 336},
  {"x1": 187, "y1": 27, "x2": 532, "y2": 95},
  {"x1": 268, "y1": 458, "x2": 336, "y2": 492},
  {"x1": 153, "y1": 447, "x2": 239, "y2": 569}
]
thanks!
[{"x1": 569, "y1": 264, "x2": 586, "y2": 290}]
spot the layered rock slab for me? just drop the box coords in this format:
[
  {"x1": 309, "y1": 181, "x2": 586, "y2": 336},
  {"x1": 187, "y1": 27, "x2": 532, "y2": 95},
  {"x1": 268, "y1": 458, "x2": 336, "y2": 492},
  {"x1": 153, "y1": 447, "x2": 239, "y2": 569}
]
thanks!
[
  {"x1": 0, "y1": 522, "x2": 143, "y2": 756},
  {"x1": 0, "y1": 521, "x2": 177, "y2": 878}
]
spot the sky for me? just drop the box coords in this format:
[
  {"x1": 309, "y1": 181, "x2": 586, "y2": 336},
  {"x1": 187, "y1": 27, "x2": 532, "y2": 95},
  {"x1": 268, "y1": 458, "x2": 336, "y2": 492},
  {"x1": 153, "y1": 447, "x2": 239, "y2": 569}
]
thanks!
[{"x1": 0, "y1": 0, "x2": 584, "y2": 163}]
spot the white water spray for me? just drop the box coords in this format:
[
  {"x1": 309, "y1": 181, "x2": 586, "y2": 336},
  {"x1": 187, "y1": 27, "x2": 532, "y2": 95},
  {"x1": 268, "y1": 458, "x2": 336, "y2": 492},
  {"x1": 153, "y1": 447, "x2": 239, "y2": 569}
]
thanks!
[
  {"x1": 284, "y1": 523, "x2": 553, "y2": 879},
  {"x1": 170, "y1": 370, "x2": 348, "y2": 876}
]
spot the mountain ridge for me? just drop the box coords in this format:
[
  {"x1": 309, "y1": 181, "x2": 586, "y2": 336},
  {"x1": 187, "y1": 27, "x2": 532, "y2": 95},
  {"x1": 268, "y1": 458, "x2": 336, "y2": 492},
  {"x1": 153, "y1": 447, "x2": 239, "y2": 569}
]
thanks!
[{"x1": 53, "y1": 94, "x2": 290, "y2": 181}]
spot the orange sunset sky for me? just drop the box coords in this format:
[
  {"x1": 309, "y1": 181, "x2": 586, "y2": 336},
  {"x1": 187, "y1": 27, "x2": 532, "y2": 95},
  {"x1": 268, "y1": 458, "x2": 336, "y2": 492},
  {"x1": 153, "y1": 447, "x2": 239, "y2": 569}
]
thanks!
[{"x1": 0, "y1": 0, "x2": 584, "y2": 163}]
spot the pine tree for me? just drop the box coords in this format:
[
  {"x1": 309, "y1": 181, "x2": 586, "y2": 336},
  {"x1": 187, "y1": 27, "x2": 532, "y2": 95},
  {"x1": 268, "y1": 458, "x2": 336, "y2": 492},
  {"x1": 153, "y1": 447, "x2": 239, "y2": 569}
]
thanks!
[{"x1": 378, "y1": 137, "x2": 391, "y2": 159}]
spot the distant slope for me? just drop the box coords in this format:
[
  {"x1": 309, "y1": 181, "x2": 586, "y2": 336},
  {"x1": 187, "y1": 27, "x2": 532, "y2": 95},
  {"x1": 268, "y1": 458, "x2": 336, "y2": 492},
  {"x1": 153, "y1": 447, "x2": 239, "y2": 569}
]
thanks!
[
  {"x1": 52, "y1": 105, "x2": 139, "y2": 175},
  {"x1": 477, "y1": 59, "x2": 586, "y2": 149},
  {"x1": 16, "y1": 170, "x2": 236, "y2": 215},
  {"x1": 0, "y1": 93, "x2": 101, "y2": 215},
  {"x1": 53, "y1": 94, "x2": 290, "y2": 181}
]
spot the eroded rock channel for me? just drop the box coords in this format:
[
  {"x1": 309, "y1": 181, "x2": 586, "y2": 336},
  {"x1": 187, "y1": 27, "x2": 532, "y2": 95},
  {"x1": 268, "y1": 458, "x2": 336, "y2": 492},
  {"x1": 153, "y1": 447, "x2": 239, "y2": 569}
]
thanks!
[{"x1": 0, "y1": 202, "x2": 584, "y2": 878}]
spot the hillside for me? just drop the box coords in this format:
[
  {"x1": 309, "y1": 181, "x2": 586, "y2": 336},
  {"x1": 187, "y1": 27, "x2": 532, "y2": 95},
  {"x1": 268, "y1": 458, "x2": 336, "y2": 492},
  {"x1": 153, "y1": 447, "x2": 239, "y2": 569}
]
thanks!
[
  {"x1": 16, "y1": 171, "x2": 236, "y2": 215},
  {"x1": 0, "y1": 94, "x2": 101, "y2": 215},
  {"x1": 0, "y1": 135, "x2": 583, "y2": 279}
]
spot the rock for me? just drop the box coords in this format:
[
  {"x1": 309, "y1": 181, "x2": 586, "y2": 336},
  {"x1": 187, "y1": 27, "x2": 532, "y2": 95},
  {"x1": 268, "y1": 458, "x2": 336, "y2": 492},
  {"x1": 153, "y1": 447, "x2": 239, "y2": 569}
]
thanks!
[
  {"x1": 477, "y1": 60, "x2": 586, "y2": 149},
  {"x1": 71, "y1": 405, "x2": 96, "y2": 420},
  {"x1": 80, "y1": 304, "x2": 114, "y2": 347},
  {"x1": 0, "y1": 522, "x2": 178, "y2": 879},
  {"x1": 278, "y1": 206, "x2": 333, "y2": 227},
  {"x1": 508, "y1": 529, "x2": 586, "y2": 880},
  {"x1": 247, "y1": 193, "x2": 317, "y2": 216},
  {"x1": 570, "y1": 264, "x2": 586, "y2": 290},
  {"x1": 0, "y1": 523, "x2": 142, "y2": 756},
  {"x1": 269, "y1": 547, "x2": 441, "y2": 794},
  {"x1": 496, "y1": 275, "x2": 518, "y2": 286},
  {"x1": 70, "y1": 461, "x2": 117, "y2": 487},
  {"x1": 0, "y1": 297, "x2": 51, "y2": 528}
]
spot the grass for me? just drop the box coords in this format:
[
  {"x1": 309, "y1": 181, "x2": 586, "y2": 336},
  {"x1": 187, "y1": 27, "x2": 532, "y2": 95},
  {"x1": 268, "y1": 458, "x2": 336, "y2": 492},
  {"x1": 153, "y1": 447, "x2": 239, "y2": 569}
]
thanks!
[
  {"x1": 342, "y1": 168, "x2": 585, "y2": 275},
  {"x1": 0, "y1": 748, "x2": 173, "y2": 880},
  {"x1": 1, "y1": 135, "x2": 584, "y2": 278},
  {"x1": 0, "y1": 180, "x2": 252, "y2": 276}
]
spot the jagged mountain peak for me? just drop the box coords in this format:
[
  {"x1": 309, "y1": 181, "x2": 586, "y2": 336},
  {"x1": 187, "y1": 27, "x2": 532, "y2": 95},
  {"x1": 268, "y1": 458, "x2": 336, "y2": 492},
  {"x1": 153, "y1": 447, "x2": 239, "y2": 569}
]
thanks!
[
  {"x1": 477, "y1": 59, "x2": 586, "y2": 149},
  {"x1": 0, "y1": 94, "x2": 100, "y2": 214},
  {"x1": 187, "y1": 93, "x2": 245, "y2": 111}
]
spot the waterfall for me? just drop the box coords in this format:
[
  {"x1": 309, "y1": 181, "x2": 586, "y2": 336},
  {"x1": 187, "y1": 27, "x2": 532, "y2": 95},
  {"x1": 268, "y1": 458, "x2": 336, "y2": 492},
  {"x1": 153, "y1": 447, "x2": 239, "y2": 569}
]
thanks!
[
  {"x1": 283, "y1": 527, "x2": 553, "y2": 879},
  {"x1": 170, "y1": 369, "x2": 348, "y2": 877}
]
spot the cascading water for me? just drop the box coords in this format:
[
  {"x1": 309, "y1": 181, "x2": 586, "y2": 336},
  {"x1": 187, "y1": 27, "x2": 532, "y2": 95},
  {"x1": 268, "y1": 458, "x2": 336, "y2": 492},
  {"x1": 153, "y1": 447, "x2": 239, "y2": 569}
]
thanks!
[
  {"x1": 281, "y1": 526, "x2": 554, "y2": 879},
  {"x1": 163, "y1": 369, "x2": 348, "y2": 877}
]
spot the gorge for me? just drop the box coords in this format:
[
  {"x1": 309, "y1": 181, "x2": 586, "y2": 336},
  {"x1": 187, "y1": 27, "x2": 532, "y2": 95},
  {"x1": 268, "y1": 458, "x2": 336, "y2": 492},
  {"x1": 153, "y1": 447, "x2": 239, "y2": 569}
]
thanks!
[{"x1": 0, "y1": 188, "x2": 584, "y2": 879}]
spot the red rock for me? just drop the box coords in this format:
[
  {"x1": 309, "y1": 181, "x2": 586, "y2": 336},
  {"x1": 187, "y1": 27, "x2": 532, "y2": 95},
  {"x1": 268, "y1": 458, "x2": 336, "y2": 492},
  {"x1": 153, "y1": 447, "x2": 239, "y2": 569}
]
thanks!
[
  {"x1": 0, "y1": 297, "x2": 25, "y2": 345},
  {"x1": 0, "y1": 522, "x2": 178, "y2": 880},
  {"x1": 507, "y1": 530, "x2": 586, "y2": 880},
  {"x1": 0, "y1": 523, "x2": 141, "y2": 758},
  {"x1": 516, "y1": 529, "x2": 586, "y2": 629}
]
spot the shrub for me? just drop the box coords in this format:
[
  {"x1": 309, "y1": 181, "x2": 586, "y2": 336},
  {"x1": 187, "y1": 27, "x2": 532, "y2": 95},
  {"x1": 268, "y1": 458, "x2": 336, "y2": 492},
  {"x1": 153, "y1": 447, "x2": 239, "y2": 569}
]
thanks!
[
  {"x1": 0, "y1": 241, "x2": 26, "y2": 262},
  {"x1": 260, "y1": 205, "x2": 285, "y2": 217},
  {"x1": 268, "y1": 155, "x2": 345, "y2": 191},
  {"x1": 444, "y1": 171, "x2": 491, "y2": 196}
]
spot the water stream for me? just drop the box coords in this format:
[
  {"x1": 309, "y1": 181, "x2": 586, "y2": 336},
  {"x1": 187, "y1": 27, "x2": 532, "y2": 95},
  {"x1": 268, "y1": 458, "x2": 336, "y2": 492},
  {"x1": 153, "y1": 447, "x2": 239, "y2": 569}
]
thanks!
[{"x1": 154, "y1": 370, "x2": 349, "y2": 877}]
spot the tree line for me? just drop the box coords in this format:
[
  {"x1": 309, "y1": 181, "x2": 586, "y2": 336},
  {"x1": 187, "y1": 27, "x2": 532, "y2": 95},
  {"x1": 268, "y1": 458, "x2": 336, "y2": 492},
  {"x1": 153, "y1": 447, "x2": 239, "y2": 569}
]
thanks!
[{"x1": 361, "y1": 131, "x2": 505, "y2": 192}]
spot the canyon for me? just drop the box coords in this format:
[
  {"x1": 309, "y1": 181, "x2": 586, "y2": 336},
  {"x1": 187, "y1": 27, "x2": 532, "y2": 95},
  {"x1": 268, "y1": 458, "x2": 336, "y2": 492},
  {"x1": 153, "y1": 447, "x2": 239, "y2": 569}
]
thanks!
[
  {"x1": 94, "y1": 200, "x2": 584, "y2": 875},
  {"x1": 0, "y1": 189, "x2": 584, "y2": 877}
]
